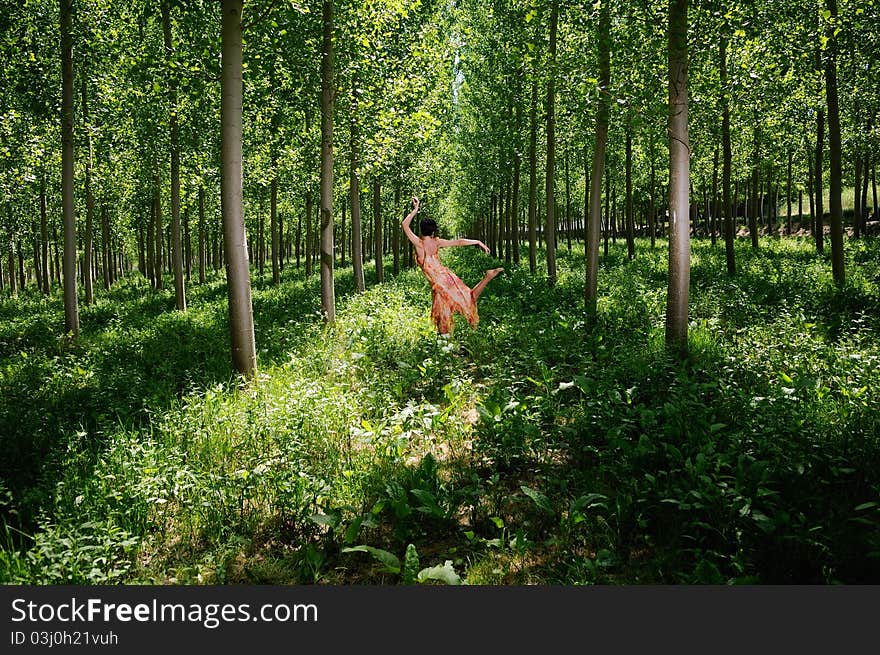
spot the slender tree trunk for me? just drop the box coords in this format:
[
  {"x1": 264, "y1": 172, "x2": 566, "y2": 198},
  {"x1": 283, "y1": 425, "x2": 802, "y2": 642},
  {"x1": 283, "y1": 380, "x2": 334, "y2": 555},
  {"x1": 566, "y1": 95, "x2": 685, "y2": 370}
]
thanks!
[
  {"x1": 340, "y1": 196, "x2": 346, "y2": 268},
  {"x1": 503, "y1": 175, "x2": 511, "y2": 264},
  {"x1": 40, "y1": 181, "x2": 49, "y2": 293},
  {"x1": 544, "y1": 0, "x2": 558, "y2": 286},
  {"x1": 60, "y1": 0, "x2": 78, "y2": 334},
  {"x1": 184, "y1": 204, "x2": 191, "y2": 282},
  {"x1": 823, "y1": 0, "x2": 844, "y2": 282},
  {"x1": 604, "y1": 168, "x2": 610, "y2": 257},
  {"x1": 721, "y1": 35, "x2": 735, "y2": 273},
  {"x1": 373, "y1": 177, "x2": 382, "y2": 283},
  {"x1": 153, "y1": 182, "x2": 163, "y2": 288},
  {"x1": 257, "y1": 195, "x2": 265, "y2": 277},
  {"x1": 17, "y1": 240, "x2": 25, "y2": 291},
  {"x1": 7, "y1": 242, "x2": 15, "y2": 297},
  {"x1": 98, "y1": 202, "x2": 109, "y2": 289},
  {"x1": 749, "y1": 121, "x2": 760, "y2": 249},
  {"x1": 528, "y1": 76, "x2": 538, "y2": 274},
  {"x1": 295, "y1": 212, "x2": 301, "y2": 269},
  {"x1": 666, "y1": 0, "x2": 690, "y2": 354},
  {"x1": 649, "y1": 155, "x2": 656, "y2": 248},
  {"x1": 872, "y1": 158, "x2": 878, "y2": 223},
  {"x1": 854, "y1": 153, "x2": 862, "y2": 239},
  {"x1": 163, "y1": 0, "x2": 186, "y2": 310},
  {"x1": 786, "y1": 149, "x2": 793, "y2": 235},
  {"x1": 349, "y1": 94, "x2": 365, "y2": 293},
  {"x1": 625, "y1": 128, "x2": 634, "y2": 260},
  {"x1": 146, "y1": 204, "x2": 155, "y2": 286},
  {"x1": 512, "y1": 137, "x2": 521, "y2": 265},
  {"x1": 860, "y1": 155, "x2": 870, "y2": 235},
  {"x1": 586, "y1": 0, "x2": 610, "y2": 314},
  {"x1": 220, "y1": 0, "x2": 256, "y2": 377},
  {"x1": 816, "y1": 106, "x2": 825, "y2": 253},
  {"x1": 198, "y1": 186, "x2": 206, "y2": 284},
  {"x1": 392, "y1": 184, "x2": 400, "y2": 275},
  {"x1": 32, "y1": 222, "x2": 41, "y2": 290},
  {"x1": 320, "y1": 0, "x2": 336, "y2": 322},
  {"x1": 305, "y1": 191, "x2": 315, "y2": 275},
  {"x1": 807, "y1": 148, "x2": 815, "y2": 236},
  {"x1": 268, "y1": 178, "x2": 278, "y2": 284}
]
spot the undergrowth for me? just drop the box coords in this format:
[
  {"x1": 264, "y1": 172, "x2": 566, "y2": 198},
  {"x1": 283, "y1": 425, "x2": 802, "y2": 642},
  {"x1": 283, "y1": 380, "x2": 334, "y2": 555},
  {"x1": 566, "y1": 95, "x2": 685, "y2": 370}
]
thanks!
[{"x1": 1, "y1": 237, "x2": 878, "y2": 584}]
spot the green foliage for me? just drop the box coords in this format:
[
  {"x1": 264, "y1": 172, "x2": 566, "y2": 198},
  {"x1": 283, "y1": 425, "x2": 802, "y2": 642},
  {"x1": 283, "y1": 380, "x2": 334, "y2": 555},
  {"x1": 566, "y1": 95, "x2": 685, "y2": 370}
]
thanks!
[{"x1": 2, "y1": 238, "x2": 880, "y2": 585}]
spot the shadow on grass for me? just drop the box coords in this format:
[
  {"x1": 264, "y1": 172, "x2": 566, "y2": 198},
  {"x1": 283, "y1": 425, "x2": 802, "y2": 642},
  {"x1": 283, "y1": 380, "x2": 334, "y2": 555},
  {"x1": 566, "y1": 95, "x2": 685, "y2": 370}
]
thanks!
[{"x1": 0, "y1": 259, "x2": 402, "y2": 537}]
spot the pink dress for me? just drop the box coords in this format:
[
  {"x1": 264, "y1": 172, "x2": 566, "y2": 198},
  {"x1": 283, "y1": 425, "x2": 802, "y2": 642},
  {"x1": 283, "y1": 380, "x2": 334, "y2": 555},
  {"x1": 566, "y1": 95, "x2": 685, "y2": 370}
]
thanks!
[{"x1": 416, "y1": 250, "x2": 478, "y2": 334}]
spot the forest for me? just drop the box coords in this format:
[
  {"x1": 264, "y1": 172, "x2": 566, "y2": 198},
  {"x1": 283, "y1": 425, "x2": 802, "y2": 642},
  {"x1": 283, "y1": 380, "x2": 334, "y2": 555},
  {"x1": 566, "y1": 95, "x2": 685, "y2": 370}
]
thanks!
[{"x1": 0, "y1": 0, "x2": 878, "y2": 585}]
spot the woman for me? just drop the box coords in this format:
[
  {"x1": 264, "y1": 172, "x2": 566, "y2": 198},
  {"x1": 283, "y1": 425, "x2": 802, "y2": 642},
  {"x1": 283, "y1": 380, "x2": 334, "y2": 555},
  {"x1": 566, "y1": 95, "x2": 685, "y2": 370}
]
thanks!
[{"x1": 403, "y1": 197, "x2": 503, "y2": 335}]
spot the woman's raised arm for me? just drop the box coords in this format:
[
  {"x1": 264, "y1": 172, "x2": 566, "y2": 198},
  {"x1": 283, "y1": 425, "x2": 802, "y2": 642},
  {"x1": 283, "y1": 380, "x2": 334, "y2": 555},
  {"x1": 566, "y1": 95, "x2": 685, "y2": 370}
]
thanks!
[
  {"x1": 438, "y1": 237, "x2": 490, "y2": 254},
  {"x1": 402, "y1": 197, "x2": 421, "y2": 246}
]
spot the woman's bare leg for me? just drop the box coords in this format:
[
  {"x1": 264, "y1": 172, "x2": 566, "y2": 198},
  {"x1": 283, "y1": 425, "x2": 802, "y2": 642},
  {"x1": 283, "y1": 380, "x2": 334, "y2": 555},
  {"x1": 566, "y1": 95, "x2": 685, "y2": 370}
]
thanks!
[{"x1": 471, "y1": 268, "x2": 503, "y2": 302}]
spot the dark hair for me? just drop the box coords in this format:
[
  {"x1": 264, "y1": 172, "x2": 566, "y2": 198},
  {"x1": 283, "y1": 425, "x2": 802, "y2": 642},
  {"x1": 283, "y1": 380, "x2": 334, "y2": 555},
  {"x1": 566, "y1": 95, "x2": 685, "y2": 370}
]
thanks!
[{"x1": 420, "y1": 217, "x2": 438, "y2": 237}]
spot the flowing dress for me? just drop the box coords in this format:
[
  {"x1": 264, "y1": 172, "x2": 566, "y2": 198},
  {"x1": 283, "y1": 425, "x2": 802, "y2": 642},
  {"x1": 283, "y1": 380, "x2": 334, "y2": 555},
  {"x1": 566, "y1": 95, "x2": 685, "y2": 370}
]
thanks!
[{"x1": 416, "y1": 250, "x2": 478, "y2": 334}]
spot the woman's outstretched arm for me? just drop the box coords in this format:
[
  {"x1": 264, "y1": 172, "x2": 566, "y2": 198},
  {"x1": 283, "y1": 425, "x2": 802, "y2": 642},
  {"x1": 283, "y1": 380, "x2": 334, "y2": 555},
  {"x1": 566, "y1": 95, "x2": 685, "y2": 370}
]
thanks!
[
  {"x1": 402, "y1": 197, "x2": 421, "y2": 246},
  {"x1": 438, "y1": 237, "x2": 490, "y2": 254}
]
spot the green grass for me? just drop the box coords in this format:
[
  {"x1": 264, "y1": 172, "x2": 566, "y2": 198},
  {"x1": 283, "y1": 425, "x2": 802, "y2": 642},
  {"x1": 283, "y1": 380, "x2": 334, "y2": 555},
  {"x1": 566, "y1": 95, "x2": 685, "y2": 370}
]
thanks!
[{"x1": 1, "y1": 236, "x2": 879, "y2": 584}]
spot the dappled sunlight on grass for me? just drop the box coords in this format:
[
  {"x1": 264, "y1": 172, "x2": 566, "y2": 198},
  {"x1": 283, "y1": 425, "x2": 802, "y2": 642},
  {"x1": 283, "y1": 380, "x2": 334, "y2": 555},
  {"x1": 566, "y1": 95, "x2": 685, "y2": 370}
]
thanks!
[{"x1": 2, "y1": 237, "x2": 879, "y2": 584}]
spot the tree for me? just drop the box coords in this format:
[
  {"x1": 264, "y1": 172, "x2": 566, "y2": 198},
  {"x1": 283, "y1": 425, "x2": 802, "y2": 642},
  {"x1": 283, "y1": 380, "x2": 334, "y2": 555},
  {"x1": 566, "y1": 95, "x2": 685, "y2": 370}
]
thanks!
[
  {"x1": 585, "y1": 0, "x2": 610, "y2": 316},
  {"x1": 162, "y1": 0, "x2": 187, "y2": 311},
  {"x1": 823, "y1": 0, "x2": 844, "y2": 285},
  {"x1": 544, "y1": 0, "x2": 558, "y2": 287},
  {"x1": 319, "y1": 0, "x2": 335, "y2": 322},
  {"x1": 60, "y1": 0, "x2": 79, "y2": 337},
  {"x1": 720, "y1": 35, "x2": 735, "y2": 275},
  {"x1": 666, "y1": 0, "x2": 690, "y2": 354},
  {"x1": 220, "y1": 0, "x2": 256, "y2": 377}
]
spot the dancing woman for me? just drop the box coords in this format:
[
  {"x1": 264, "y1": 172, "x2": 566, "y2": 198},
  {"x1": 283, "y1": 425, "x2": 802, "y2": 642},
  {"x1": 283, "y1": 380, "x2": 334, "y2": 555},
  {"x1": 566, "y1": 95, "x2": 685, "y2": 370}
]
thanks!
[{"x1": 402, "y1": 197, "x2": 503, "y2": 335}]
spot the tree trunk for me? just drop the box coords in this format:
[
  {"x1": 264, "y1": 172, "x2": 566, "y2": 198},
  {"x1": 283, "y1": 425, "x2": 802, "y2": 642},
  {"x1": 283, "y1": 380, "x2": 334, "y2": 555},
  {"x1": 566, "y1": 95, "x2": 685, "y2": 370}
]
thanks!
[
  {"x1": 854, "y1": 153, "x2": 862, "y2": 239},
  {"x1": 60, "y1": 0, "x2": 79, "y2": 335},
  {"x1": 340, "y1": 192, "x2": 346, "y2": 268},
  {"x1": 512, "y1": 136, "x2": 521, "y2": 265},
  {"x1": 373, "y1": 177, "x2": 382, "y2": 283},
  {"x1": 786, "y1": 149, "x2": 793, "y2": 235},
  {"x1": 503, "y1": 175, "x2": 511, "y2": 264},
  {"x1": 198, "y1": 186, "x2": 206, "y2": 284},
  {"x1": 872, "y1": 158, "x2": 878, "y2": 222},
  {"x1": 860, "y1": 155, "x2": 870, "y2": 235},
  {"x1": 392, "y1": 184, "x2": 400, "y2": 275},
  {"x1": 7, "y1": 243, "x2": 15, "y2": 297},
  {"x1": 153, "y1": 182, "x2": 163, "y2": 288},
  {"x1": 220, "y1": 0, "x2": 257, "y2": 377},
  {"x1": 349, "y1": 97, "x2": 365, "y2": 293},
  {"x1": 749, "y1": 120, "x2": 760, "y2": 249},
  {"x1": 146, "y1": 204, "x2": 155, "y2": 286},
  {"x1": 586, "y1": 0, "x2": 610, "y2": 313},
  {"x1": 815, "y1": 107, "x2": 825, "y2": 253},
  {"x1": 625, "y1": 128, "x2": 634, "y2": 260},
  {"x1": 665, "y1": 0, "x2": 690, "y2": 354},
  {"x1": 649, "y1": 155, "x2": 656, "y2": 249},
  {"x1": 184, "y1": 204, "x2": 191, "y2": 282},
  {"x1": 320, "y1": 0, "x2": 336, "y2": 323},
  {"x1": 18, "y1": 240, "x2": 26, "y2": 291},
  {"x1": 544, "y1": 0, "x2": 558, "y2": 287},
  {"x1": 823, "y1": 0, "x2": 844, "y2": 283},
  {"x1": 32, "y1": 222, "x2": 41, "y2": 290},
  {"x1": 528, "y1": 76, "x2": 538, "y2": 274},
  {"x1": 40, "y1": 181, "x2": 50, "y2": 293},
  {"x1": 101, "y1": 202, "x2": 113, "y2": 291},
  {"x1": 305, "y1": 192, "x2": 314, "y2": 277},
  {"x1": 163, "y1": 0, "x2": 186, "y2": 310}
]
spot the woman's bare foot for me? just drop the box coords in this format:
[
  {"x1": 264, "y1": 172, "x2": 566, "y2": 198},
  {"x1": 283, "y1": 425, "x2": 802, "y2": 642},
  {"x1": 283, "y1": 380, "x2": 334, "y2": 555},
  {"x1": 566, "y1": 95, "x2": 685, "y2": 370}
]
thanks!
[{"x1": 472, "y1": 268, "x2": 504, "y2": 301}]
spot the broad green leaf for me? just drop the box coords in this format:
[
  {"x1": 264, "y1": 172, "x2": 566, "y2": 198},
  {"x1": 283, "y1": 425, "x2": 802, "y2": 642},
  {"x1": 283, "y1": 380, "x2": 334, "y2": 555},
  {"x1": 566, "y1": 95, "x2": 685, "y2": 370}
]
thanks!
[{"x1": 341, "y1": 546, "x2": 400, "y2": 574}]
